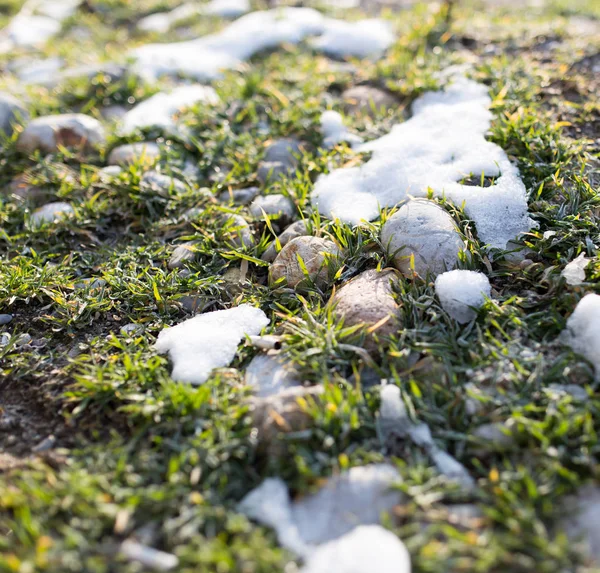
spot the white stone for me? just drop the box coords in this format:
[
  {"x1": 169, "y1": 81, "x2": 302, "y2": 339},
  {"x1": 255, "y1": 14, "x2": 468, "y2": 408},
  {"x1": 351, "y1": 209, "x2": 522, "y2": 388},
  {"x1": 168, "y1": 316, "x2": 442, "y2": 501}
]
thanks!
[
  {"x1": 381, "y1": 200, "x2": 464, "y2": 278},
  {"x1": 228, "y1": 214, "x2": 254, "y2": 248},
  {"x1": 562, "y1": 252, "x2": 591, "y2": 286},
  {"x1": 320, "y1": 110, "x2": 363, "y2": 149},
  {"x1": 562, "y1": 294, "x2": 600, "y2": 376},
  {"x1": 154, "y1": 305, "x2": 269, "y2": 385},
  {"x1": 17, "y1": 114, "x2": 105, "y2": 154},
  {"x1": 312, "y1": 77, "x2": 534, "y2": 252},
  {"x1": 301, "y1": 525, "x2": 410, "y2": 573},
  {"x1": 140, "y1": 172, "x2": 187, "y2": 196},
  {"x1": 561, "y1": 484, "x2": 600, "y2": 564},
  {"x1": 120, "y1": 85, "x2": 219, "y2": 136},
  {"x1": 435, "y1": 270, "x2": 491, "y2": 323},
  {"x1": 30, "y1": 202, "x2": 74, "y2": 226}
]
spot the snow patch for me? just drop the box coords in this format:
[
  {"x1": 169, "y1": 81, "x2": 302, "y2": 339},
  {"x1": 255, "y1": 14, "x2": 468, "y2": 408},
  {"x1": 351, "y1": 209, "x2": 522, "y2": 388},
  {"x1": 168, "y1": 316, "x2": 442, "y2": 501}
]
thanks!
[
  {"x1": 562, "y1": 293, "x2": 600, "y2": 376},
  {"x1": 320, "y1": 110, "x2": 363, "y2": 149},
  {"x1": 311, "y1": 77, "x2": 535, "y2": 251},
  {"x1": 434, "y1": 270, "x2": 491, "y2": 323},
  {"x1": 120, "y1": 85, "x2": 219, "y2": 136},
  {"x1": 301, "y1": 525, "x2": 411, "y2": 573},
  {"x1": 131, "y1": 8, "x2": 394, "y2": 81},
  {"x1": 0, "y1": 0, "x2": 81, "y2": 51},
  {"x1": 239, "y1": 464, "x2": 402, "y2": 557},
  {"x1": 154, "y1": 304, "x2": 269, "y2": 385},
  {"x1": 311, "y1": 18, "x2": 394, "y2": 59},
  {"x1": 562, "y1": 252, "x2": 591, "y2": 286}
]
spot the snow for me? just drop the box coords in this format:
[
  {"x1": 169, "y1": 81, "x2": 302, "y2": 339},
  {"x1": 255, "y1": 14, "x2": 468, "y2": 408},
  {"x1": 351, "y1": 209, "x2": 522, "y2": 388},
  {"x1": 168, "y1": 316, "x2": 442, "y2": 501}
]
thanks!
[
  {"x1": 154, "y1": 305, "x2": 269, "y2": 385},
  {"x1": 301, "y1": 525, "x2": 411, "y2": 573},
  {"x1": 562, "y1": 293, "x2": 600, "y2": 376},
  {"x1": 311, "y1": 18, "x2": 394, "y2": 59},
  {"x1": 137, "y1": 0, "x2": 249, "y2": 33},
  {"x1": 0, "y1": 0, "x2": 81, "y2": 50},
  {"x1": 320, "y1": 110, "x2": 363, "y2": 149},
  {"x1": 434, "y1": 270, "x2": 491, "y2": 323},
  {"x1": 131, "y1": 8, "x2": 394, "y2": 81},
  {"x1": 120, "y1": 85, "x2": 220, "y2": 136},
  {"x1": 311, "y1": 77, "x2": 535, "y2": 252},
  {"x1": 239, "y1": 464, "x2": 402, "y2": 557},
  {"x1": 562, "y1": 252, "x2": 591, "y2": 286}
]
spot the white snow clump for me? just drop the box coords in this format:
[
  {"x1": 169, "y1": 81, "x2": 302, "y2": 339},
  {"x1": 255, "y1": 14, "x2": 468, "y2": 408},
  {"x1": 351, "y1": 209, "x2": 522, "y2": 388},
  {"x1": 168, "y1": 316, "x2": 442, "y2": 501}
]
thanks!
[
  {"x1": 434, "y1": 270, "x2": 491, "y2": 323},
  {"x1": 154, "y1": 304, "x2": 269, "y2": 385},
  {"x1": 131, "y1": 8, "x2": 394, "y2": 81},
  {"x1": 561, "y1": 293, "x2": 600, "y2": 376},
  {"x1": 320, "y1": 110, "x2": 363, "y2": 149},
  {"x1": 311, "y1": 76, "x2": 535, "y2": 251},
  {"x1": 120, "y1": 85, "x2": 220, "y2": 136},
  {"x1": 561, "y1": 252, "x2": 591, "y2": 286}
]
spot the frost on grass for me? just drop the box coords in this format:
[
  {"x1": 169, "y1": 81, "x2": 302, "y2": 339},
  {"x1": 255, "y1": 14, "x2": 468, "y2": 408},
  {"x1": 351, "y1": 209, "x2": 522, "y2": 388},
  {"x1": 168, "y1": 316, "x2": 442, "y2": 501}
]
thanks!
[
  {"x1": 312, "y1": 77, "x2": 534, "y2": 251},
  {"x1": 131, "y1": 8, "x2": 394, "y2": 81},
  {"x1": 154, "y1": 305, "x2": 269, "y2": 385},
  {"x1": 239, "y1": 464, "x2": 402, "y2": 557},
  {"x1": 562, "y1": 293, "x2": 600, "y2": 376},
  {"x1": 561, "y1": 252, "x2": 591, "y2": 286},
  {"x1": 120, "y1": 85, "x2": 220, "y2": 137},
  {"x1": 434, "y1": 270, "x2": 491, "y2": 323},
  {"x1": 320, "y1": 110, "x2": 363, "y2": 149}
]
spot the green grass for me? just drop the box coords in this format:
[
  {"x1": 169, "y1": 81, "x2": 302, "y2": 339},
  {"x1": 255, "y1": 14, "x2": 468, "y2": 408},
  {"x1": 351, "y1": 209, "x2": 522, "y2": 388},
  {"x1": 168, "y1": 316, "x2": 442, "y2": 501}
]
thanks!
[{"x1": 0, "y1": 0, "x2": 599, "y2": 571}]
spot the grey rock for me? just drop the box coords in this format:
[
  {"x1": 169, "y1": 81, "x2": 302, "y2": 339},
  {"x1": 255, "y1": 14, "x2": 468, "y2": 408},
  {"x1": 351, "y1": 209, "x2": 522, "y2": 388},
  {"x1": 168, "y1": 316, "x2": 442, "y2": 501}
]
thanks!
[
  {"x1": 32, "y1": 434, "x2": 56, "y2": 452},
  {"x1": 17, "y1": 113, "x2": 105, "y2": 154},
  {"x1": 30, "y1": 202, "x2": 74, "y2": 226},
  {"x1": 218, "y1": 186, "x2": 260, "y2": 205},
  {"x1": 348, "y1": 366, "x2": 381, "y2": 390},
  {"x1": 342, "y1": 85, "x2": 397, "y2": 115},
  {"x1": 269, "y1": 236, "x2": 342, "y2": 291},
  {"x1": 249, "y1": 194, "x2": 295, "y2": 222},
  {"x1": 0, "y1": 333, "x2": 10, "y2": 346},
  {"x1": 331, "y1": 269, "x2": 400, "y2": 349},
  {"x1": 228, "y1": 214, "x2": 254, "y2": 248},
  {"x1": 140, "y1": 171, "x2": 186, "y2": 197},
  {"x1": 473, "y1": 422, "x2": 516, "y2": 450},
  {"x1": 262, "y1": 220, "x2": 310, "y2": 263},
  {"x1": 168, "y1": 242, "x2": 197, "y2": 269},
  {"x1": 108, "y1": 142, "x2": 161, "y2": 166},
  {"x1": 15, "y1": 333, "x2": 31, "y2": 346},
  {"x1": 75, "y1": 278, "x2": 106, "y2": 290},
  {"x1": 257, "y1": 160, "x2": 296, "y2": 185},
  {"x1": 178, "y1": 294, "x2": 211, "y2": 314},
  {"x1": 0, "y1": 92, "x2": 29, "y2": 135},
  {"x1": 245, "y1": 353, "x2": 301, "y2": 397},
  {"x1": 120, "y1": 323, "x2": 144, "y2": 336},
  {"x1": 264, "y1": 138, "x2": 303, "y2": 164},
  {"x1": 98, "y1": 165, "x2": 123, "y2": 180},
  {"x1": 381, "y1": 199, "x2": 464, "y2": 278},
  {"x1": 546, "y1": 383, "x2": 588, "y2": 401},
  {"x1": 0, "y1": 314, "x2": 12, "y2": 325}
]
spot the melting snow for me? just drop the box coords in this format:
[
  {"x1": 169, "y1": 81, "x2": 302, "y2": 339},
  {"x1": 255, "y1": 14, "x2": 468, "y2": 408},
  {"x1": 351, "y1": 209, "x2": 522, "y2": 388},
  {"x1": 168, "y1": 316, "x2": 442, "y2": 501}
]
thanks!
[
  {"x1": 311, "y1": 76, "x2": 535, "y2": 251},
  {"x1": 301, "y1": 525, "x2": 411, "y2": 573},
  {"x1": 0, "y1": 0, "x2": 81, "y2": 51},
  {"x1": 311, "y1": 18, "x2": 394, "y2": 59},
  {"x1": 120, "y1": 85, "x2": 219, "y2": 136},
  {"x1": 131, "y1": 8, "x2": 394, "y2": 81},
  {"x1": 239, "y1": 464, "x2": 402, "y2": 557},
  {"x1": 154, "y1": 304, "x2": 269, "y2": 385},
  {"x1": 434, "y1": 270, "x2": 491, "y2": 323},
  {"x1": 562, "y1": 252, "x2": 591, "y2": 286},
  {"x1": 320, "y1": 110, "x2": 363, "y2": 149},
  {"x1": 562, "y1": 293, "x2": 600, "y2": 376}
]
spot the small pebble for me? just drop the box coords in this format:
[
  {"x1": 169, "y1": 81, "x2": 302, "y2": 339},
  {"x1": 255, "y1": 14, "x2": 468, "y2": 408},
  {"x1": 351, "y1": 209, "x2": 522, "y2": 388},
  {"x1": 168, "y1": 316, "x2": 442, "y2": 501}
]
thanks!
[{"x1": 0, "y1": 314, "x2": 13, "y2": 325}]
